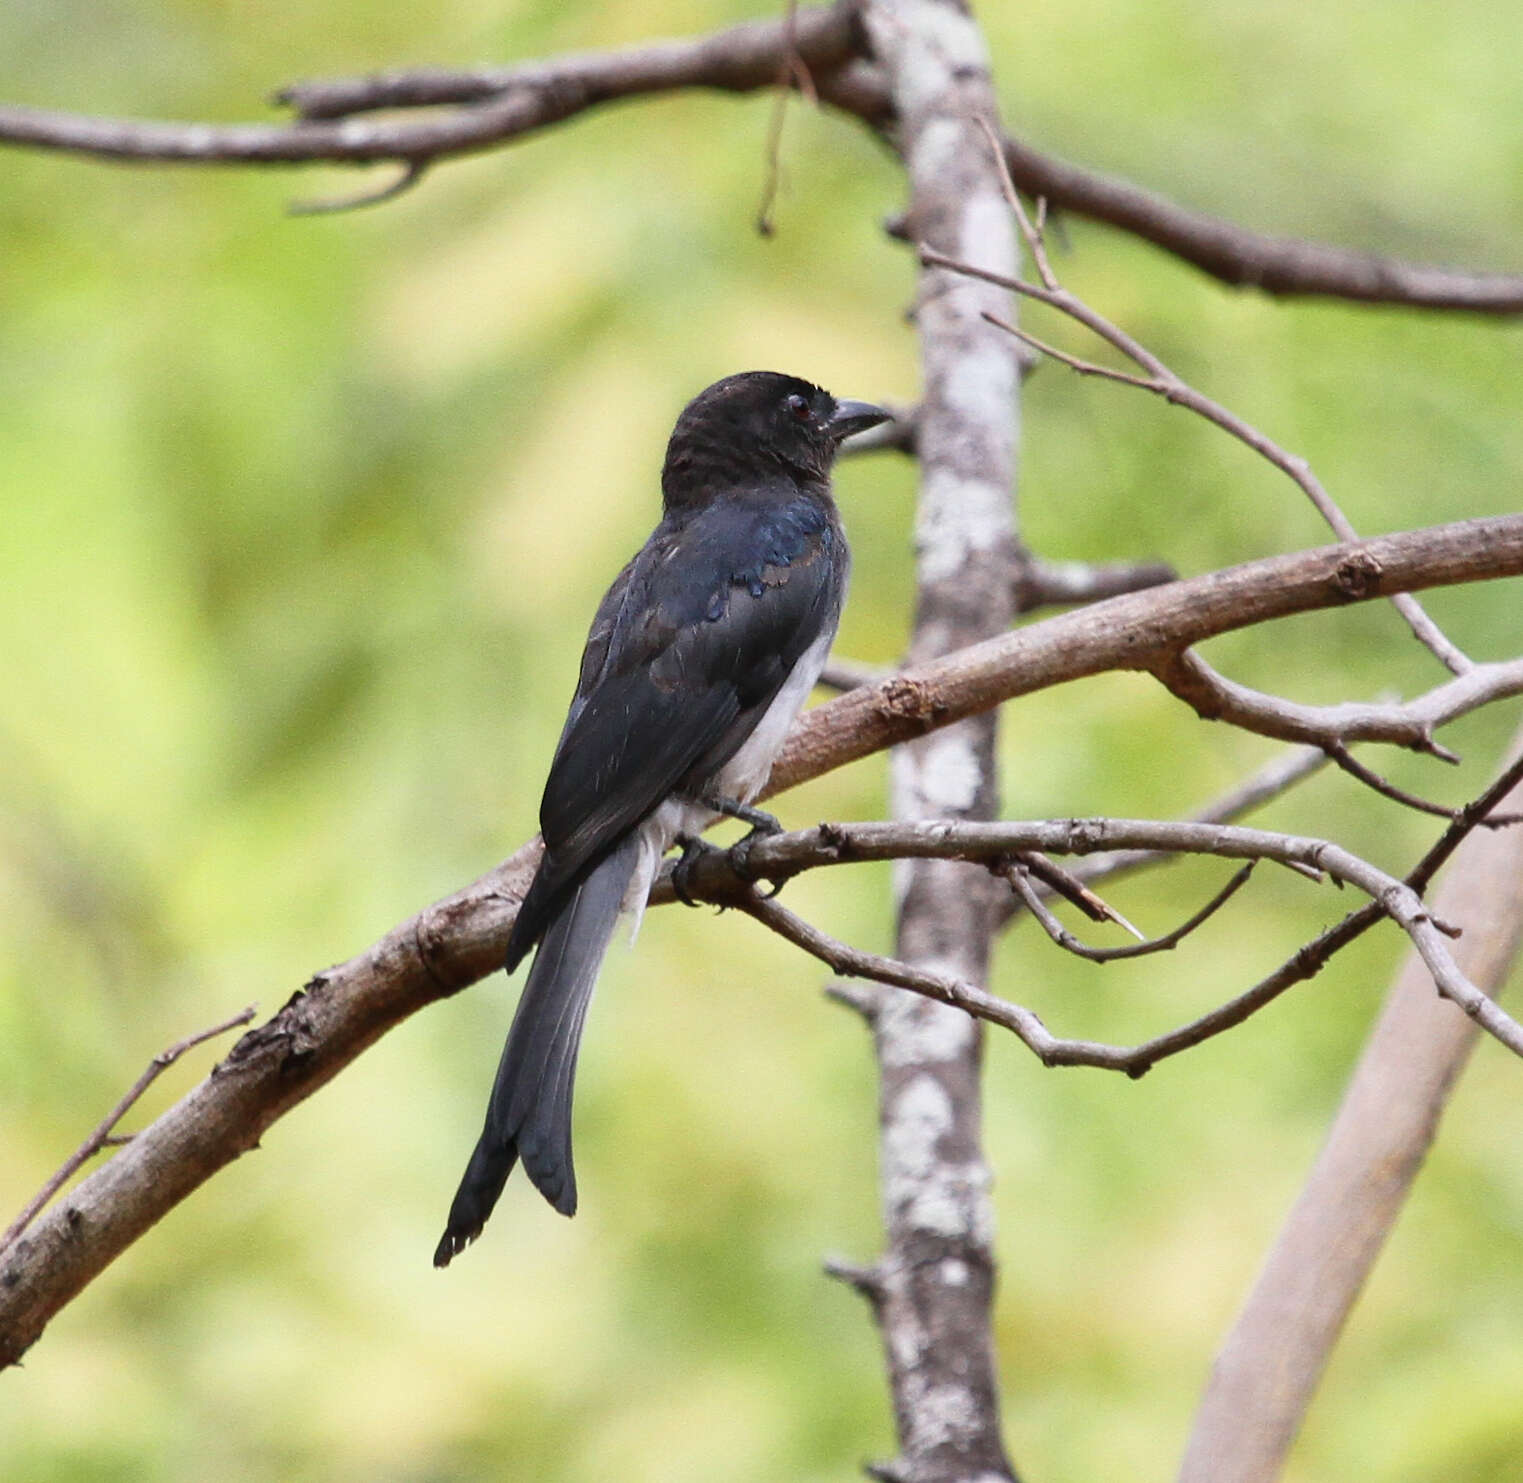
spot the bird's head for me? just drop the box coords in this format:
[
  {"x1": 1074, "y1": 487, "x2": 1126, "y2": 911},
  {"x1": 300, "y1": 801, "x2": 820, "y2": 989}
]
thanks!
[{"x1": 661, "y1": 371, "x2": 889, "y2": 509}]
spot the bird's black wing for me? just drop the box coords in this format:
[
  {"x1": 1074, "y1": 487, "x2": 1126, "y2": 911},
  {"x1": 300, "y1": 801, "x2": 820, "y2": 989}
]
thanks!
[{"x1": 506, "y1": 490, "x2": 842, "y2": 961}]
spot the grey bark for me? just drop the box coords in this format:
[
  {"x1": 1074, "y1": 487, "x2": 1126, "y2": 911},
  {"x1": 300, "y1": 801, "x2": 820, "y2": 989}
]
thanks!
[{"x1": 846, "y1": 1, "x2": 1022, "y2": 1477}]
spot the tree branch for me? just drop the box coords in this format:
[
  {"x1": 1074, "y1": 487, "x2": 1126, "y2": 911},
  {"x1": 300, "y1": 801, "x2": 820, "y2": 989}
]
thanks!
[
  {"x1": 0, "y1": 1006, "x2": 257, "y2": 1253},
  {"x1": 998, "y1": 745, "x2": 1330, "y2": 926},
  {"x1": 768, "y1": 514, "x2": 1523, "y2": 796},
  {"x1": 925, "y1": 199, "x2": 1471, "y2": 674},
  {"x1": 1149, "y1": 647, "x2": 1523, "y2": 761},
  {"x1": 997, "y1": 134, "x2": 1523, "y2": 315},
  {"x1": 695, "y1": 779, "x2": 1523, "y2": 1073},
  {"x1": 1179, "y1": 730, "x2": 1523, "y2": 1483},
  {"x1": 0, "y1": 3, "x2": 863, "y2": 166},
  {"x1": 0, "y1": 5, "x2": 1519, "y2": 318},
  {"x1": 3, "y1": 516, "x2": 1521, "y2": 1368},
  {"x1": 1002, "y1": 860, "x2": 1255, "y2": 963}
]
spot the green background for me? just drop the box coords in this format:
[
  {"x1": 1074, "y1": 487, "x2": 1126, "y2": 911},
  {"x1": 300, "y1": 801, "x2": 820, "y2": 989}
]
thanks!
[{"x1": 2, "y1": 2, "x2": 1522, "y2": 1479}]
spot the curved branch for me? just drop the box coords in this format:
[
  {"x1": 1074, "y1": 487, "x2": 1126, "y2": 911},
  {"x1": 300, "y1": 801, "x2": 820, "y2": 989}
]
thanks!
[
  {"x1": 0, "y1": 3, "x2": 862, "y2": 166},
  {"x1": 3, "y1": 515, "x2": 1522, "y2": 1368},
  {"x1": 767, "y1": 514, "x2": 1523, "y2": 795},
  {"x1": 1, "y1": 5, "x2": 1520, "y2": 318},
  {"x1": 998, "y1": 135, "x2": 1523, "y2": 315},
  {"x1": 1150, "y1": 647, "x2": 1523, "y2": 759},
  {"x1": 715, "y1": 785, "x2": 1523, "y2": 1072}
]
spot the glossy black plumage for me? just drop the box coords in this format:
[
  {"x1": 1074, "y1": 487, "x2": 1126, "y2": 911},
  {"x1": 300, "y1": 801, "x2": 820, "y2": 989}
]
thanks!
[{"x1": 434, "y1": 372, "x2": 887, "y2": 1267}]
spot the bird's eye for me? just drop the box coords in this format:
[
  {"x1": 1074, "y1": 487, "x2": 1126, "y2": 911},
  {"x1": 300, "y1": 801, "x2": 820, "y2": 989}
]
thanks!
[{"x1": 785, "y1": 393, "x2": 812, "y2": 422}]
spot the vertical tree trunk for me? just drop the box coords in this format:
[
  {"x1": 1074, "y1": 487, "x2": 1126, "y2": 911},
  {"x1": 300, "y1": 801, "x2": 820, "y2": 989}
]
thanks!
[{"x1": 848, "y1": 3, "x2": 1024, "y2": 1478}]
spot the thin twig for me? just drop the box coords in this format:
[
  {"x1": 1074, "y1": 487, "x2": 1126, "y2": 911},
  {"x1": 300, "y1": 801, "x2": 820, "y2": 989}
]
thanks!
[
  {"x1": 1007, "y1": 850, "x2": 1145, "y2": 938},
  {"x1": 926, "y1": 172, "x2": 1476, "y2": 679},
  {"x1": 997, "y1": 746, "x2": 1328, "y2": 925},
  {"x1": 719, "y1": 759, "x2": 1523, "y2": 1073},
  {"x1": 755, "y1": 0, "x2": 807, "y2": 235},
  {"x1": 1322, "y1": 742, "x2": 1462, "y2": 820},
  {"x1": 1, "y1": 1005, "x2": 258, "y2": 1252},
  {"x1": 288, "y1": 159, "x2": 427, "y2": 215},
  {"x1": 1004, "y1": 861, "x2": 1255, "y2": 962}
]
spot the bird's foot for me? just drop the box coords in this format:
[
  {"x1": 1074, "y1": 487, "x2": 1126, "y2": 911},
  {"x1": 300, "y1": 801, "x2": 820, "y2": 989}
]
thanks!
[
  {"x1": 672, "y1": 833, "x2": 720, "y2": 908},
  {"x1": 679, "y1": 797, "x2": 787, "y2": 900},
  {"x1": 724, "y1": 811, "x2": 786, "y2": 900}
]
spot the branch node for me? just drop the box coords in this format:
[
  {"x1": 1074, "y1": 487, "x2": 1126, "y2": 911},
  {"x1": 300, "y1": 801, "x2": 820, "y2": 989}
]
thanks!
[
  {"x1": 824, "y1": 1255, "x2": 887, "y2": 1301},
  {"x1": 825, "y1": 979, "x2": 881, "y2": 1021},
  {"x1": 288, "y1": 159, "x2": 428, "y2": 216}
]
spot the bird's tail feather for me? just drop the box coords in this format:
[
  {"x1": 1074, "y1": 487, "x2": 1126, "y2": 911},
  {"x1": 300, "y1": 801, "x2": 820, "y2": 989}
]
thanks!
[{"x1": 433, "y1": 837, "x2": 639, "y2": 1267}]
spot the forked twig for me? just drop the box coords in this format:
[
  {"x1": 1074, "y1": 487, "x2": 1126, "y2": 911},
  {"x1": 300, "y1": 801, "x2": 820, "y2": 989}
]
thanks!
[
  {"x1": 1004, "y1": 861, "x2": 1255, "y2": 962},
  {"x1": 0, "y1": 1005, "x2": 258, "y2": 1252}
]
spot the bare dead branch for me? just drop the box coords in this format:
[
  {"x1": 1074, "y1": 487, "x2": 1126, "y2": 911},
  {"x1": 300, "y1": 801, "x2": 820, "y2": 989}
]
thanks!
[
  {"x1": 0, "y1": 4, "x2": 1517, "y2": 320},
  {"x1": 1148, "y1": 645, "x2": 1523, "y2": 815},
  {"x1": 1319, "y1": 742, "x2": 1462, "y2": 819},
  {"x1": 712, "y1": 775, "x2": 1523, "y2": 1072},
  {"x1": 1016, "y1": 556, "x2": 1177, "y2": 611},
  {"x1": 767, "y1": 514, "x2": 1523, "y2": 797},
  {"x1": 926, "y1": 230, "x2": 1470, "y2": 674},
  {"x1": 1147, "y1": 647, "x2": 1523, "y2": 760},
  {"x1": 998, "y1": 745, "x2": 1330, "y2": 926},
  {"x1": 0, "y1": 1005, "x2": 257, "y2": 1253},
  {"x1": 1179, "y1": 730, "x2": 1523, "y2": 1483},
  {"x1": 0, "y1": 4, "x2": 862, "y2": 167},
  {"x1": 997, "y1": 135, "x2": 1523, "y2": 314},
  {"x1": 1003, "y1": 861, "x2": 1255, "y2": 962},
  {"x1": 4, "y1": 519, "x2": 1522, "y2": 1368}
]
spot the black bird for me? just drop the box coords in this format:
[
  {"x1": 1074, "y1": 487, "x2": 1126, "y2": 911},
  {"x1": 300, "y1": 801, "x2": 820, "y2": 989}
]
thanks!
[{"x1": 433, "y1": 372, "x2": 888, "y2": 1267}]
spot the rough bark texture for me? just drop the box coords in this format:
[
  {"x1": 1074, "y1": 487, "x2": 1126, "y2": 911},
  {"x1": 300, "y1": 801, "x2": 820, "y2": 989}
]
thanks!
[
  {"x1": 854, "y1": 1, "x2": 1022, "y2": 1477},
  {"x1": 1178, "y1": 729, "x2": 1523, "y2": 1483}
]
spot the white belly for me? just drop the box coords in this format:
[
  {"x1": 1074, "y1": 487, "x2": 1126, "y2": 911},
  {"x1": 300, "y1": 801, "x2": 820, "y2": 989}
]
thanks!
[{"x1": 623, "y1": 626, "x2": 835, "y2": 930}]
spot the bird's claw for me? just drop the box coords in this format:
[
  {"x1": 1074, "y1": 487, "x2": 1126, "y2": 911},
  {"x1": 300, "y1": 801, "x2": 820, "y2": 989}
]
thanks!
[
  {"x1": 672, "y1": 833, "x2": 718, "y2": 907},
  {"x1": 726, "y1": 812, "x2": 786, "y2": 899}
]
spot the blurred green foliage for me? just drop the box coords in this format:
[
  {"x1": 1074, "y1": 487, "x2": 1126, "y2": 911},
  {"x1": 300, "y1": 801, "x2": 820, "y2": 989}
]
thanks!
[{"x1": 2, "y1": 2, "x2": 1522, "y2": 1480}]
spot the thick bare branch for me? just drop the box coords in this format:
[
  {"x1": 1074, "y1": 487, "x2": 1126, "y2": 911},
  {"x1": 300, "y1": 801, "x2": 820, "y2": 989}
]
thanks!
[
  {"x1": 3, "y1": 517, "x2": 1521, "y2": 1368},
  {"x1": 769, "y1": 514, "x2": 1523, "y2": 796},
  {"x1": 0, "y1": 4, "x2": 862, "y2": 166}
]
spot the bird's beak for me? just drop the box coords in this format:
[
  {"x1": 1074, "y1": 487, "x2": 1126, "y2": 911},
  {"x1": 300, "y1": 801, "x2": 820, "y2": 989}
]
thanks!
[{"x1": 828, "y1": 399, "x2": 892, "y2": 442}]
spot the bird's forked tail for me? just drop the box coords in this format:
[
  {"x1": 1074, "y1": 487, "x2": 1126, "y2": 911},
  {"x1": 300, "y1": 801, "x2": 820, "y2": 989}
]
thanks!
[{"x1": 433, "y1": 836, "x2": 639, "y2": 1267}]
